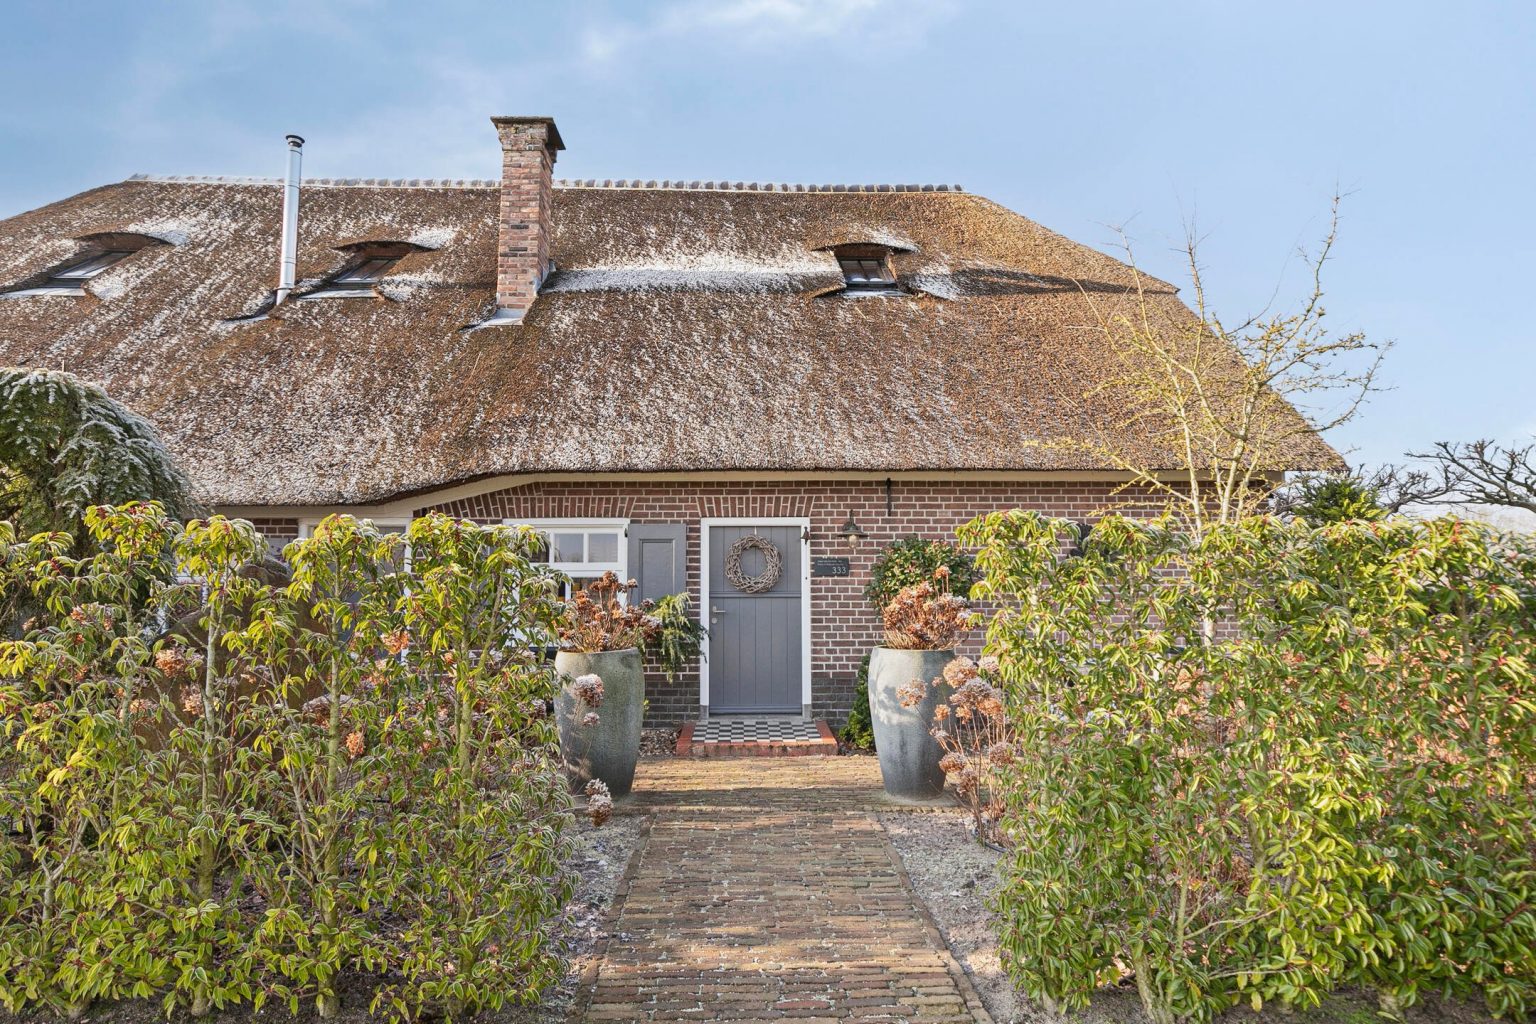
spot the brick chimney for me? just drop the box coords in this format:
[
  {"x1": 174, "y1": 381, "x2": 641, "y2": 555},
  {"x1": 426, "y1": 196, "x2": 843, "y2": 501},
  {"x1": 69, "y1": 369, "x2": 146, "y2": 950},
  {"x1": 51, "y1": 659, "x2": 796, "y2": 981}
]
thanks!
[{"x1": 490, "y1": 116, "x2": 564, "y2": 324}]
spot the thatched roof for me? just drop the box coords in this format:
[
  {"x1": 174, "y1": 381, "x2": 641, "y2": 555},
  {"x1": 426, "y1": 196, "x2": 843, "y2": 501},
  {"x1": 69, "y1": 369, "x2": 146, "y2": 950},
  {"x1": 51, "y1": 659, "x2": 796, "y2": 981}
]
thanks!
[{"x1": 0, "y1": 176, "x2": 1342, "y2": 506}]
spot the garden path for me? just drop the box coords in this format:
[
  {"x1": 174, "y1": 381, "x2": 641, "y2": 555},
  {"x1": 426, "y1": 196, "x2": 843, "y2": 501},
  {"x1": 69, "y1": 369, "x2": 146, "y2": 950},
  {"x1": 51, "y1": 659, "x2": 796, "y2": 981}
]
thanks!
[{"x1": 575, "y1": 756, "x2": 991, "y2": 1023}]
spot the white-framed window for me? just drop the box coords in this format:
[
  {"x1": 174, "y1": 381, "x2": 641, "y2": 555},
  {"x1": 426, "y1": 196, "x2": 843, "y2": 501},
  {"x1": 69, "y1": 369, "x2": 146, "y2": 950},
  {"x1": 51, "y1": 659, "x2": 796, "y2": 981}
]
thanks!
[
  {"x1": 508, "y1": 518, "x2": 629, "y2": 597},
  {"x1": 833, "y1": 243, "x2": 899, "y2": 293},
  {"x1": 297, "y1": 517, "x2": 414, "y2": 569},
  {"x1": 3, "y1": 249, "x2": 136, "y2": 298},
  {"x1": 297, "y1": 517, "x2": 412, "y2": 540},
  {"x1": 298, "y1": 243, "x2": 411, "y2": 300}
]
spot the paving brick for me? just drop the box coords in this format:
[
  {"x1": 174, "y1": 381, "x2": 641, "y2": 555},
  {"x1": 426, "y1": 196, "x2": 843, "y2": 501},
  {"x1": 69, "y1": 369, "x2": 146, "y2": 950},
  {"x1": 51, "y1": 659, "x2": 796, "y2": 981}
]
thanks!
[{"x1": 572, "y1": 757, "x2": 990, "y2": 1022}]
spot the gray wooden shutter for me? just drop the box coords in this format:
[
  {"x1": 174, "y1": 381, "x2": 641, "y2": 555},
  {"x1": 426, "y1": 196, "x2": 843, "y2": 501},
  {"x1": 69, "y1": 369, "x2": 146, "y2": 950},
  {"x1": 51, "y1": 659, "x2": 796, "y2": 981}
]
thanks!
[{"x1": 628, "y1": 523, "x2": 687, "y2": 604}]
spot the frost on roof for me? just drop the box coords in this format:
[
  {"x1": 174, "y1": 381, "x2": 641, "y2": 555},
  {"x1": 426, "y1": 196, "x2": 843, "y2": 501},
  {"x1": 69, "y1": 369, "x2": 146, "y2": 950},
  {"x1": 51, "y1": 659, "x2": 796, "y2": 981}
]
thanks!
[
  {"x1": 126, "y1": 173, "x2": 966, "y2": 193},
  {"x1": 0, "y1": 176, "x2": 1342, "y2": 506}
]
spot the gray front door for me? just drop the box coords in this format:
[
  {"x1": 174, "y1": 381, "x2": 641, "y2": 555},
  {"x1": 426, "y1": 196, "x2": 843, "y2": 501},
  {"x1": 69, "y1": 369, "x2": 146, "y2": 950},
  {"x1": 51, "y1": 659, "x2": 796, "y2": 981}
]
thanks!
[{"x1": 707, "y1": 524, "x2": 803, "y2": 714}]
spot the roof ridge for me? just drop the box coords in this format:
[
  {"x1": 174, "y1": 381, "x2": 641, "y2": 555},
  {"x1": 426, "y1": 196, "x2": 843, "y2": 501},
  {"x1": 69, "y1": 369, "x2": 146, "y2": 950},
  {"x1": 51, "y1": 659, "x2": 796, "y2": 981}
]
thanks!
[
  {"x1": 555, "y1": 180, "x2": 964, "y2": 193},
  {"x1": 125, "y1": 173, "x2": 964, "y2": 193}
]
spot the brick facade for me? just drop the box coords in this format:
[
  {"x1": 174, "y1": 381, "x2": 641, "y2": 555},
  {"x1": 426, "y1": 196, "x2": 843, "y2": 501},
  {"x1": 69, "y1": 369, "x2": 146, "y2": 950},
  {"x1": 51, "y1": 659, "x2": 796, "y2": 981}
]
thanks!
[
  {"x1": 246, "y1": 517, "x2": 300, "y2": 558},
  {"x1": 400, "y1": 476, "x2": 1153, "y2": 727},
  {"x1": 240, "y1": 478, "x2": 1156, "y2": 727}
]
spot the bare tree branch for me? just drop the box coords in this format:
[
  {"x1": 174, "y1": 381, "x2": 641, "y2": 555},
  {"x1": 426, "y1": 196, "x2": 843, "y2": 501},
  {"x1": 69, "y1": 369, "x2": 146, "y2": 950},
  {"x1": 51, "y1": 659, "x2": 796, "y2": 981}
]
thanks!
[
  {"x1": 1406, "y1": 440, "x2": 1536, "y2": 514},
  {"x1": 1062, "y1": 195, "x2": 1384, "y2": 537}
]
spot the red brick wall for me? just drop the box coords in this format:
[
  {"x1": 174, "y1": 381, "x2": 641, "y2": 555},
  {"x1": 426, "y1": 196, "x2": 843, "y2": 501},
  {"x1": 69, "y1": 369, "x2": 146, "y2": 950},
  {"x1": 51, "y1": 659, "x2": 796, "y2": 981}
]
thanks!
[
  {"x1": 492, "y1": 117, "x2": 557, "y2": 318},
  {"x1": 247, "y1": 517, "x2": 300, "y2": 557},
  {"x1": 418, "y1": 478, "x2": 1154, "y2": 727}
]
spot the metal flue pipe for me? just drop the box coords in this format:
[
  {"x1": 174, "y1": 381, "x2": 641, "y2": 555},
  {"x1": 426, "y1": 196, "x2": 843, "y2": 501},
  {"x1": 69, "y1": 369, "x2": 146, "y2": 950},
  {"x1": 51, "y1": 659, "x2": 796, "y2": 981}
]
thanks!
[{"x1": 274, "y1": 134, "x2": 304, "y2": 305}]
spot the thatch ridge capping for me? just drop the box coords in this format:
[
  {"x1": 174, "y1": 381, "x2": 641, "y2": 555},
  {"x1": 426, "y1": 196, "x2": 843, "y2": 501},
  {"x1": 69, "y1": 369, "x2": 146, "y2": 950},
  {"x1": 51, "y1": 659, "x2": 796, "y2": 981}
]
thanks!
[{"x1": 124, "y1": 173, "x2": 964, "y2": 193}]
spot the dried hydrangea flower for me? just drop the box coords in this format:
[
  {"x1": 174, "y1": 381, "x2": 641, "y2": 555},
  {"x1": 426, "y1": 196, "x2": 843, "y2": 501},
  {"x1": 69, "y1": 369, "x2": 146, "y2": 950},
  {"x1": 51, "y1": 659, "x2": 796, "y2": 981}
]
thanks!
[
  {"x1": 897, "y1": 680, "x2": 927, "y2": 708},
  {"x1": 584, "y1": 779, "x2": 613, "y2": 826},
  {"x1": 346, "y1": 730, "x2": 366, "y2": 759},
  {"x1": 942, "y1": 657, "x2": 977, "y2": 687},
  {"x1": 572, "y1": 673, "x2": 605, "y2": 707},
  {"x1": 582, "y1": 711, "x2": 600, "y2": 727},
  {"x1": 182, "y1": 689, "x2": 204, "y2": 717},
  {"x1": 381, "y1": 629, "x2": 411, "y2": 655},
  {"x1": 939, "y1": 751, "x2": 970, "y2": 775},
  {"x1": 303, "y1": 695, "x2": 331, "y2": 725},
  {"x1": 155, "y1": 647, "x2": 190, "y2": 677},
  {"x1": 955, "y1": 767, "x2": 980, "y2": 795}
]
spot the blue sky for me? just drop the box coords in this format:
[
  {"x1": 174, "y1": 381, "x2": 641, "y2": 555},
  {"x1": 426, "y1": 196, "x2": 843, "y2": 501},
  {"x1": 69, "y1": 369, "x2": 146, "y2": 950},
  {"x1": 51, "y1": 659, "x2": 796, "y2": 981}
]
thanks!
[{"x1": 2, "y1": 0, "x2": 1532, "y2": 469}]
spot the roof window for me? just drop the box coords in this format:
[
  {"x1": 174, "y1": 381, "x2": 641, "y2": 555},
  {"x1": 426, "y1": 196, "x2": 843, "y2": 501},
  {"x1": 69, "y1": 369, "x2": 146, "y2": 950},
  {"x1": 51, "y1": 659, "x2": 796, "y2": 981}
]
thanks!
[
  {"x1": 834, "y1": 245, "x2": 899, "y2": 293},
  {"x1": 299, "y1": 244, "x2": 411, "y2": 300},
  {"x1": 3, "y1": 249, "x2": 136, "y2": 299}
]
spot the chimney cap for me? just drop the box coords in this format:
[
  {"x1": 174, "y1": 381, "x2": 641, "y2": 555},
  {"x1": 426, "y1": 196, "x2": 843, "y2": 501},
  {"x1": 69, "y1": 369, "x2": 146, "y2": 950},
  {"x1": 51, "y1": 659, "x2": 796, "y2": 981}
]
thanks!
[
  {"x1": 285, "y1": 134, "x2": 305, "y2": 148},
  {"x1": 489, "y1": 116, "x2": 564, "y2": 152}
]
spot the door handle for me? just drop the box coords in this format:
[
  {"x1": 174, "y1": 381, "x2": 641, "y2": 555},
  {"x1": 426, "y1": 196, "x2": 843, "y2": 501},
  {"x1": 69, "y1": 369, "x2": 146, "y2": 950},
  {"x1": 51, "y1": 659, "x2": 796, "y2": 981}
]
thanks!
[{"x1": 710, "y1": 605, "x2": 726, "y2": 624}]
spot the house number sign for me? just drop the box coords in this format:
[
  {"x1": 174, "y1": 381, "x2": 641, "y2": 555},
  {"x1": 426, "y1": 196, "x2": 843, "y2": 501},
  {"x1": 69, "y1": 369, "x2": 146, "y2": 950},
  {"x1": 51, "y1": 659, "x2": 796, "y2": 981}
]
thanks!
[{"x1": 811, "y1": 557, "x2": 851, "y2": 578}]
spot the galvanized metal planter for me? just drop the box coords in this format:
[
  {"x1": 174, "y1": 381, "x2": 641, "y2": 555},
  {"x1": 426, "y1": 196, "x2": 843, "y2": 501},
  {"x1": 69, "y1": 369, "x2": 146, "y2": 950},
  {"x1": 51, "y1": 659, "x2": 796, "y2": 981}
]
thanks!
[
  {"x1": 868, "y1": 646, "x2": 956, "y2": 801},
  {"x1": 554, "y1": 648, "x2": 644, "y2": 798}
]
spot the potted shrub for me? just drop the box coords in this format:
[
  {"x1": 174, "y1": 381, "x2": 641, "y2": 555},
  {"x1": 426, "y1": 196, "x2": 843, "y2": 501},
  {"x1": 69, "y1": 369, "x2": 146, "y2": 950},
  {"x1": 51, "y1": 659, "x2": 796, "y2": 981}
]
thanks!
[
  {"x1": 850, "y1": 538, "x2": 979, "y2": 753},
  {"x1": 868, "y1": 567, "x2": 978, "y2": 800},
  {"x1": 864, "y1": 536, "x2": 980, "y2": 611},
  {"x1": 553, "y1": 572, "x2": 703, "y2": 798}
]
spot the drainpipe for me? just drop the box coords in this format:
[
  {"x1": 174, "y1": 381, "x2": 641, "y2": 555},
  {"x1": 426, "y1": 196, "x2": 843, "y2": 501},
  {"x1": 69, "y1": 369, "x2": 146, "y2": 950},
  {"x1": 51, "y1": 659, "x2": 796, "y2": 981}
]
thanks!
[{"x1": 274, "y1": 134, "x2": 304, "y2": 306}]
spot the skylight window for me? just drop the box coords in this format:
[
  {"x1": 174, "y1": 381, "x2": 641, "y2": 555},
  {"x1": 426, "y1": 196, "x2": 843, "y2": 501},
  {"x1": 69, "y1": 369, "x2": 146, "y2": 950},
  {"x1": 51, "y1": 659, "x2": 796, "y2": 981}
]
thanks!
[
  {"x1": 3, "y1": 250, "x2": 134, "y2": 299},
  {"x1": 300, "y1": 247, "x2": 407, "y2": 300},
  {"x1": 839, "y1": 257, "x2": 895, "y2": 287},
  {"x1": 833, "y1": 245, "x2": 899, "y2": 293}
]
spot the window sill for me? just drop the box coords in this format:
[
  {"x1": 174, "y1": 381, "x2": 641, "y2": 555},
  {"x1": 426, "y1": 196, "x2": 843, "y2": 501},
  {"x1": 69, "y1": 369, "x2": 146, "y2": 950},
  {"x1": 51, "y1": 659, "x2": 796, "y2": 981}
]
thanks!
[
  {"x1": 295, "y1": 287, "x2": 380, "y2": 301},
  {"x1": 1, "y1": 287, "x2": 87, "y2": 299}
]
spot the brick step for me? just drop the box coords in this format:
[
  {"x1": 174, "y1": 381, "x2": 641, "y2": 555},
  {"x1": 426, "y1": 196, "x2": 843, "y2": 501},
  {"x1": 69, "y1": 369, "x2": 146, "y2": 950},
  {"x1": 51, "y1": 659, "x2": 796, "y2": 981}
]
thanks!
[{"x1": 675, "y1": 719, "x2": 839, "y2": 757}]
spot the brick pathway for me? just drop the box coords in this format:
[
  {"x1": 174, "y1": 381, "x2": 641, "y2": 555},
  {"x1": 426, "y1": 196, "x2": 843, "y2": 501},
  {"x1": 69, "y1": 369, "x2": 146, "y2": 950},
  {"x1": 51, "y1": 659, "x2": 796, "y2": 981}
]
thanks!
[{"x1": 578, "y1": 757, "x2": 991, "y2": 1023}]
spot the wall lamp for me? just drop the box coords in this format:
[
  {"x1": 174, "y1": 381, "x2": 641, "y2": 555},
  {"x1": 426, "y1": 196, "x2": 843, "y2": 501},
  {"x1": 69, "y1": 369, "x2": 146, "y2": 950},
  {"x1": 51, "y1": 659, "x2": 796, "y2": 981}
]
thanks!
[{"x1": 838, "y1": 512, "x2": 869, "y2": 549}]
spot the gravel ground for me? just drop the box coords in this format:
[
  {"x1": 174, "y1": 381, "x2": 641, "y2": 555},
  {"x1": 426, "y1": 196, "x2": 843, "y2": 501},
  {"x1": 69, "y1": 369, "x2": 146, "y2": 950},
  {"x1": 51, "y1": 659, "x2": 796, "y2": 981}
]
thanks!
[
  {"x1": 638, "y1": 726, "x2": 680, "y2": 756},
  {"x1": 509, "y1": 811, "x2": 645, "y2": 1024},
  {"x1": 879, "y1": 807, "x2": 1028, "y2": 1023},
  {"x1": 0, "y1": 813, "x2": 647, "y2": 1024},
  {"x1": 879, "y1": 807, "x2": 1503, "y2": 1024}
]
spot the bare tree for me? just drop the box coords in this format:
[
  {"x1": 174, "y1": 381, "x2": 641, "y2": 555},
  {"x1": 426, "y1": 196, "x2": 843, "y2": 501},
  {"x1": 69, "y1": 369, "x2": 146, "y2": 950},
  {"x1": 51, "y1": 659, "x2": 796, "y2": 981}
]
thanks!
[
  {"x1": 1070, "y1": 196, "x2": 1385, "y2": 539},
  {"x1": 1406, "y1": 439, "x2": 1536, "y2": 514}
]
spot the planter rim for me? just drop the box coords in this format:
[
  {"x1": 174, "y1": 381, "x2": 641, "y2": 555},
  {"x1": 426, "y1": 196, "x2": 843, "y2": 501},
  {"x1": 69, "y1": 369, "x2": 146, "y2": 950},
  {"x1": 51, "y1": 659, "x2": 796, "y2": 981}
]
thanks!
[
  {"x1": 871, "y1": 644, "x2": 962, "y2": 653},
  {"x1": 556, "y1": 646, "x2": 641, "y2": 656}
]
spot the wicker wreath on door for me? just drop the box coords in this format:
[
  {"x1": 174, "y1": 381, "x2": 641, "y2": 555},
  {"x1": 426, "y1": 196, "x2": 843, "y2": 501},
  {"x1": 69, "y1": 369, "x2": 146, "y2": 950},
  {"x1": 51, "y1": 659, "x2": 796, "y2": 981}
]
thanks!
[{"x1": 724, "y1": 535, "x2": 783, "y2": 593}]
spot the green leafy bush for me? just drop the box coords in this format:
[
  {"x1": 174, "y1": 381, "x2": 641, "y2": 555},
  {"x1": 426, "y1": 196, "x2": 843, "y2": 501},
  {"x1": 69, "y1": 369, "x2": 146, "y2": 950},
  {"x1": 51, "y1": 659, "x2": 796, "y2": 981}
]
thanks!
[
  {"x1": 961, "y1": 510, "x2": 1536, "y2": 1024},
  {"x1": 839, "y1": 652, "x2": 873, "y2": 749},
  {"x1": 0, "y1": 506, "x2": 576, "y2": 1020},
  {"x1": 643, "y1": 592, "x2": 708, "y2": 681},
  {"x1": 864, "y1": 536, "x2": 978, "y2": 610},
  {"x1": 1278, "y1": 472, "x2": 1389, "y2": 524}
]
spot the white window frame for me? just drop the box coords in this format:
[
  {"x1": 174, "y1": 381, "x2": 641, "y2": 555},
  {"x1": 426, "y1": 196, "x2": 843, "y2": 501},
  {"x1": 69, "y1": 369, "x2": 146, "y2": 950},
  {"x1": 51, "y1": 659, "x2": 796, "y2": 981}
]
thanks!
[
  {"x1": 297, "y1": 517, "x2": 414, "y2": 569},
  {"x1": 505, "y1": 518, "x2": 630, "y2": 594},
  {"x1": 3, "y1": 249, "x2": 136, "y2": 299},
  {"x1": 298, "y1": 249, "x2": 404, "y2": 300},
  {"x1": 297, "y1": 517, "x2": 412, "y2": 540}
]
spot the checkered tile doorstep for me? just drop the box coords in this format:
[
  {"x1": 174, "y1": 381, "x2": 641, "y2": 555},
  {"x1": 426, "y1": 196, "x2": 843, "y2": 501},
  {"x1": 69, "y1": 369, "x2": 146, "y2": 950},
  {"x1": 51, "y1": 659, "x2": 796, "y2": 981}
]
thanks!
[{"x1": 693, "y1": 718, "x2": 825, "y2": 743}]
